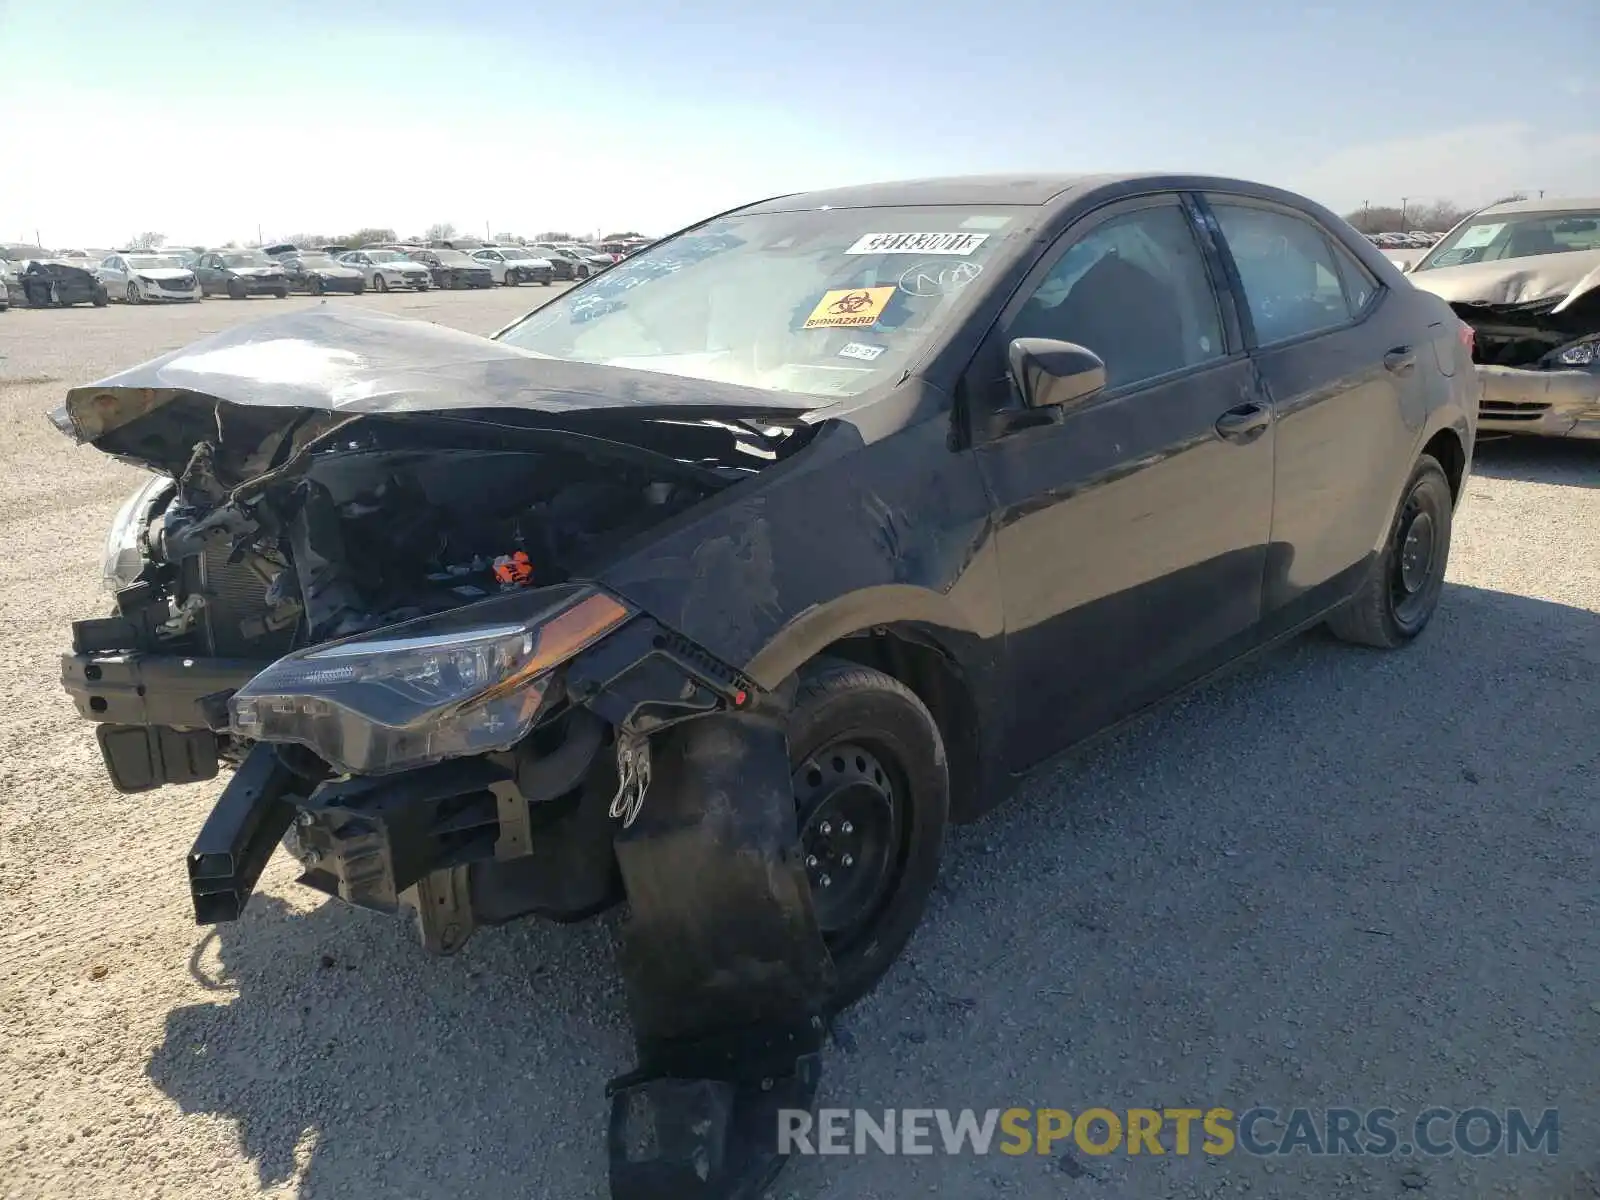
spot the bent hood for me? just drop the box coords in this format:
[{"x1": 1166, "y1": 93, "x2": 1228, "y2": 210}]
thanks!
[
  {"x1": 50, "y1": 307, "x2": 821, "y2": 480},
  {"x1": 1409, "y1": 248, "x2": 1600, "y2": 313}
]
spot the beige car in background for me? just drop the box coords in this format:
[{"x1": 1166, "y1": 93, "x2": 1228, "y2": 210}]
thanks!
[{"x1": 1405, "y1": 196, "x2": 1600, "y2": 439}]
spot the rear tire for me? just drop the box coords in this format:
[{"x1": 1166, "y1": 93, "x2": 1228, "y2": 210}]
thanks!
[
  {"x1": 1327, "y1": 455, "x2": 1453, "y2": 648},
  {"x1": 272, "y1": 288, "x2": 288, "y2": 299},
  {"x1": 787, "y1": 658, "x2": 948, "y2": 1011}
]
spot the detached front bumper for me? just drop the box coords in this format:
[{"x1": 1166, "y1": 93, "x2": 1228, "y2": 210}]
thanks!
[{"x1": 1477, "y1": 364, "x2": 1600, "y2": 439}]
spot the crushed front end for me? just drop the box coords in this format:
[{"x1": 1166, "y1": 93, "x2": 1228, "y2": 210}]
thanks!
[{"x1": 52, "y1": 309, "x2": 834, "y2": 1198}]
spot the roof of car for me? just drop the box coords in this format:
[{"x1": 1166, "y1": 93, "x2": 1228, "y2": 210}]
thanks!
[
  {"x1": 1477, "y1": 196, "x2": 1600, "y2": 216},
  {"x1": 738, "y1": 173, "x2": 1138, "y2": 213},
  {"x1": 736, "y1": 172, "x2": 1304, "y2": 215}
]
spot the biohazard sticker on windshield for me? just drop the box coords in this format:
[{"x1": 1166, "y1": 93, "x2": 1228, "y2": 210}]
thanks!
[
  {"x1": 844, "y1": 232, "x2": 989, "y2": 256},
  {"x1": 803, "y1": 286, "x2": 897, "y2": 328}
]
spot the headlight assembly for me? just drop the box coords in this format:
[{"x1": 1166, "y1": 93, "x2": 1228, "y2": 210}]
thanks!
[
  {"x1": 1546, "y1": 335, "x2": 1600, "y2": 367},
  {"x1": 229, "y1": 587, "x2": 631, "y2": 775},
  {"x1": 101, "y1": 475, "x2": 172, "y2": 592}
]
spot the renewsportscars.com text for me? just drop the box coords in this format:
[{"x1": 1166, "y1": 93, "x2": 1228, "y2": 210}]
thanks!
[{"x1": 778, "y1": 1107, "x2": 1560, "y2": 1158}]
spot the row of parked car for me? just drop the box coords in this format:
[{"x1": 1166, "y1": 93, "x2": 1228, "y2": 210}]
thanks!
[
  {"x1": 0, "y1": 237, "x2": 648, "y2": 309},
  {"x1": 1363, "y1": 231, "x2": 1442, "y2": 250}
]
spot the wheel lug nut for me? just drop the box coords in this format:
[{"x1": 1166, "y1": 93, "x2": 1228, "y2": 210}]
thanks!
[
  {"x1": 841, "y1": 821, "x2": 853, "y2": 834},
  {"x1": 820, "y1": 821, "x2": 832, "y2": 835},
  {"x1": 805, "y1": 855, "x2": 818, "y2": 868},
  {"x1": 842, "y1": 854, "x2": 854, "y2": 868},
  {"x1": 820, "y1": 874, "x2": 832, "y2": 888}
]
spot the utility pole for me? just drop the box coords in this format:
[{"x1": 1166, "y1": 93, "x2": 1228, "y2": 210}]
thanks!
[
  {"x1": 486, "y1": 220, "x2": 491, "y2": 240},
  {"x1": 1400, "y1": 198, "x2": 1408, "y2": 229},
  {"x1": 1362, "y1": 201, "x2": 1370, "y2": 232}
]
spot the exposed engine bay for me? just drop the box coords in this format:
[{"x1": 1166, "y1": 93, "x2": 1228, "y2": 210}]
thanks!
[{"x1": 156, "y1": 440, "x2": 717, "y2": 654}]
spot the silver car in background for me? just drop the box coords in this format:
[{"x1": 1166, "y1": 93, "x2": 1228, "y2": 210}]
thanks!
[
  {"x1": 98, "y1": 253, "x2": 202, "y2": 303},
  {"x1": 1407, "y1": 196, "x2": 1600, "y2": 439}
]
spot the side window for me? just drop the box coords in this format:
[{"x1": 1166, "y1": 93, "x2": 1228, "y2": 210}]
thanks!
[
  {"x1": 1332, "y1": 242, "x2": 1377, "y2": 312},
  {"x1": 1211, "y1": 204, "x2": 1354, "y2": 343},
  {"x1": 1007, "y1": 204, "x2": 1226, "y2": 390}
]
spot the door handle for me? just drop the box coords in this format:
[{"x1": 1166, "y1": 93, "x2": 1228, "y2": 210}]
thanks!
[
  {"x1": 1214, "y1": 401, "x2": 1271, "y2": 443},
  {"x1": 1383, "y1": 346, "x2": 1417, "y2": 374}
]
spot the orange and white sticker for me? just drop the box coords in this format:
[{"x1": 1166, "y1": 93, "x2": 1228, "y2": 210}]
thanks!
[{"x1": 803, "y1": 286, "x2": 896, "y2": 329}]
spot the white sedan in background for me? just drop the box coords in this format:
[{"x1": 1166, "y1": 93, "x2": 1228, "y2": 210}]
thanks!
[
  {"x1": 471, "y1": 246, "x2": 555, "y2": 286},
  {"x1": 98, "y1": 252, "x2": 201, "y2": 303},
  {"x1": 338, "y1": 249, "x2": 433, "y2": 292}
]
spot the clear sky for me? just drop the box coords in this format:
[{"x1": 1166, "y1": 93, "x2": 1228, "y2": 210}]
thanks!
[{"x1": 1, "y1": 0, "x2": 1596, "y2": 248}]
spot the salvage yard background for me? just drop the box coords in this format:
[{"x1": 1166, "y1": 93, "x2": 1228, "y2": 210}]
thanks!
[{"x1": 1, "y1": 291, "x2": 1596, "y2": 1199}]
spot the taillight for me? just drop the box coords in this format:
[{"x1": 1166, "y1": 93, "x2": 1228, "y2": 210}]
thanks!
[{"x1": 1457, "y1": 321, "x2": 1475, "y2": 359}]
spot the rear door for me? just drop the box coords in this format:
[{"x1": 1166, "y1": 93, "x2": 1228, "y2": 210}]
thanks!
[
  {"x1": 1201, "y1": 196, "x2": 1423, "y2": 625},
  {"x1": 971, "y1": 194, "x2": 1276, "y2": 770}
]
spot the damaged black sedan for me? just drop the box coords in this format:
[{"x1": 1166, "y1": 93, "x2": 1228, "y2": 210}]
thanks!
[{"x1": 55, "y1": 173, "x2": 1476, "y2": 1200}]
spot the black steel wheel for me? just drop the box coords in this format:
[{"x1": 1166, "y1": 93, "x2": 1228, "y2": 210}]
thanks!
[
  {"x1": 1328, "y1": 453, "x2": 1454, "y2": 648},
  {"x1": 787, "y1": 658, "x2": 948, "y2": 1009},
  {"x1": 226, "y1": 277, "x2": 246, "y2": 300}
]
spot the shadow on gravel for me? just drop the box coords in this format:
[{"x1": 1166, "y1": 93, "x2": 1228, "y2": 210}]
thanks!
[
  {"x1": 1471, "y1": 436, "x2": 1598, "y2": 488},
  {"x1": 145, "y1": 583, "x2": 1599, "y2": 1200},
  {"x1": 147, "y1": 894, "x2": 631, "y2": 1198}
]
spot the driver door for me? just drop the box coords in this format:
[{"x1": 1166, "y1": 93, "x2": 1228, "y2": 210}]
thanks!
[{"x1": 971, "y1": 194, "x2": 1276, "y2": 770}]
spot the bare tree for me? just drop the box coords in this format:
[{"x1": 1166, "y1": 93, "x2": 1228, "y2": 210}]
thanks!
[
  {"x1": 494, "y1": 232, "x2": 525, "y2": 244},
  {"x1": 424, "y1": 222, "x2": 457, "y2": 242},
  {"x1": 1491, "y1": 192, "x2": 1528, "y2": 205},
  {"x1": 128, "y1": 232, "x2": 167, "y2": 250}
]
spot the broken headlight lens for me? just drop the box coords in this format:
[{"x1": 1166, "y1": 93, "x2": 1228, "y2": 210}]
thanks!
[
  {"x1": 1547, "y1": 336, "x2": 1600, "y2": 367},
  {"x1": 230, "y1": 588, "x2": 631, "y2": 775},
  {"x1": 101, "y1": 475, "x2": 171, "y2": 592}
]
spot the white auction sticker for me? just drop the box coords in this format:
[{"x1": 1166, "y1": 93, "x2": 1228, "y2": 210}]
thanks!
[
  {"x1": 845, "y1": 232, "x2": 989, "y2": 256},
  {"x1": 837, "y1": 342, "x2": 885, "y2": 362}
]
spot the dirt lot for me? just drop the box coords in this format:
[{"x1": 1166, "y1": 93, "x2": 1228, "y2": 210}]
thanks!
[{"x1": 1, "y1": 290, "x2": 1596, "y2": 1200}]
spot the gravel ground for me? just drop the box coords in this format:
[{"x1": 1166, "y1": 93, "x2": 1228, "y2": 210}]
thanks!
[{"x1": 1, "y1": 291, "x2": 1596, "y2": 1200}]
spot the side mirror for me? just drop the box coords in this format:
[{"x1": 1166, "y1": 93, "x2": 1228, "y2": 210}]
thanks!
[{"x1": 1008, "y1": 338, "x2": 1107, "y2": 411}]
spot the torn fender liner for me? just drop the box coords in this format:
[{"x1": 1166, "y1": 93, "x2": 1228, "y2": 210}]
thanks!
[
  {"x1": 50, "y1": 307, "x2": 821, "y2": 480},
  {"x1": 608, "y1": 706, "x2": 831, "y2": 1199}
]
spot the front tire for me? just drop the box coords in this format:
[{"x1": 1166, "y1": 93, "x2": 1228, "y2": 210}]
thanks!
[
  {"x1": 1328, "y1": 454, "x2": 1453, "y2": 648},
  {"x1": 787, "y1": 658, "x2": 948, "y2": 1010},
  {"x1": 226, "y1": 278, "x2": 246, "y2": 300},
  {"x1": 374, "y1": 274, "x2": 388, "y2": 293},
  {"x1": 124, "y1": 281, "x2": 140, "y2": 305}
]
